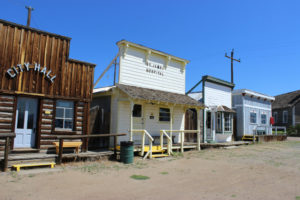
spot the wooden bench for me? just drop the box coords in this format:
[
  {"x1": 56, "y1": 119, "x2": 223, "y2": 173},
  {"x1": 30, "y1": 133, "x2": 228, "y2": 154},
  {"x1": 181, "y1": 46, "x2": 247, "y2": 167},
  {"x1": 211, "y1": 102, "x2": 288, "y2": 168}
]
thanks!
[
  {"x1": 12, "y1": 162, "x2": 55, "y2": 172},
  {"x1": 53, "y1": 141, "x2": 83, "y2": 154}
]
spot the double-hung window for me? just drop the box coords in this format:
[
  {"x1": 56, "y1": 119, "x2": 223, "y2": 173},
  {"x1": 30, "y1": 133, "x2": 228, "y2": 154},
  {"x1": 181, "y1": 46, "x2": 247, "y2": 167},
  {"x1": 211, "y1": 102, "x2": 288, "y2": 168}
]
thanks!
[
  {"x1": 216, "y1": 112, "x2": 222, "y2": 133},
  {"x1": 159, "y1": 108, "x2": 170, "y2": 122},
  {"x1": 250, "y1": 112, "x2": 257, "y2": 124},
  {"x1": 261, "y1": 114, "x2": 267, "y2": 124},
  {"x1": 224, "y1": 113, "x2": 232, "y2": 131},
  {"x1": 55, "y1": 100, "x2": 74, "y2": 130}
]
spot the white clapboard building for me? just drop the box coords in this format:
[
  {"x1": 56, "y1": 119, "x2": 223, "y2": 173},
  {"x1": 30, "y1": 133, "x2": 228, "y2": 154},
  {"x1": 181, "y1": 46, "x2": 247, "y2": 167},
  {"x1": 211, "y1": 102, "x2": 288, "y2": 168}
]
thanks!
[
  {"x1": 189, "y1": 76, "x2": 235, "y2": 143},
  {"x1": 92, "y1": 40, "x2": 204, "y2": 156}
]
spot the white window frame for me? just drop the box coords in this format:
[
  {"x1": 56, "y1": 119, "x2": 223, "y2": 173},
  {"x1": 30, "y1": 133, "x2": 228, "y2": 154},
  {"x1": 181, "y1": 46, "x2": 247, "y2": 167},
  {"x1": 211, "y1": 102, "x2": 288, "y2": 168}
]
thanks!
[
  {"x1": 216, "y1": 112, "x2": 222, "y2": 133},
  {"x1": 55, "y1": 100, "x2": 74, "y2": 131},
  {"x1": 250, "y1": 111, "x2": 257, "y2": 124},
  {"x1": 159, "y1": 107, "x2": 170, "y2": 122},
  {"x1": 261, "y1": 113, "x2": 267, "y2": 125},
  {"x1": 283, "y1": 110, "x2": 288, "y2": 123},
  {"x1": 224, "y1": 113, "x2": 232, "y2": 132}
]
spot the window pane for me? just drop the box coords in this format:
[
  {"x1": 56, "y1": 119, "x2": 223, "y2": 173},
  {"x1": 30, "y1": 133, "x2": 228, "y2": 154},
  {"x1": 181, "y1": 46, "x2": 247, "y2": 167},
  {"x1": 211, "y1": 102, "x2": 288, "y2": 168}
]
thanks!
[
  {"x1": 55, "y1": 100, "x2": 74, "y2": 130},
  {"x1": 64, "y1": 120, "x2": 73, "y2": 129},
  {"x1": 132, "y1": 104, "x2": 142, "y2": 117},
  {"x1": 56, "y1": 108, "x2": 64, "y2": 118},
  {"x1": 250, "y1": 113, "x2": 256, "y2": 123},
  {"x1": 27, "y1": 113, "x2": 34, "y2": 129},
  {"x1": 159, "y1": 108, "x2": 170, "y2": 121},
  {"x1": 65, "y1": 109, "x2": 74, "y2": 118},
  {"x1": 55, "y1": 119, "x2": 64, "y2": 128},
  {"x1": 261, "y1": 114, "x2": 266, "y2": 124},
  {"x1": 17, "y1": 107, "x2": 25, "y2": 129},
  {"x1": 57, "y1": 100, "x2": 73, "y2": 108}
]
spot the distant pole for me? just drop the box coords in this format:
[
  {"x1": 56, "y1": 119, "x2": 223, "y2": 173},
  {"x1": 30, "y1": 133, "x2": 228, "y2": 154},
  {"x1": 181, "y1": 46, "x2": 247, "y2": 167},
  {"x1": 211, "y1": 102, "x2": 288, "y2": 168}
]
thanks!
[
  {"x1": 25, "y1": 6, "x2": 34, "y2": 27},
  {"x1": 225, "y1": 49, "x2": 240, "y2": 84}
]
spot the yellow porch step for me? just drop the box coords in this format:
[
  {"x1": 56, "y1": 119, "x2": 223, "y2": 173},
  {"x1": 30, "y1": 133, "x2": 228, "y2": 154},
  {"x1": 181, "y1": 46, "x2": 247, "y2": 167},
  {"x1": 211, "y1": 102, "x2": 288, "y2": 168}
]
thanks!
[
  {"x1": 152, "y1": 154, "x2": 169, "y2": 158},
  {"x1": 12, "y1": 162, "x2": 56, "y2": 172},
  {"x1": 242, "y1": 135, "x2": 258, "y2": 141}
]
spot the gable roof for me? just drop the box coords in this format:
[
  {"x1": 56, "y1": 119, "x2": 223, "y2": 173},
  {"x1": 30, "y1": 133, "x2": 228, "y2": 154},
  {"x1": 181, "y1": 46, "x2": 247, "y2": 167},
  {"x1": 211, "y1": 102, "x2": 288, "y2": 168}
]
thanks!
[
  {"x1": 117, "y1": 84, "x2": 204, "y2": 107},
  {"x1": 272, "y1": 90, "x2": 300, "y2": 109},
  {"x1": 202, "y1": 75, "x2": 235, "y2": 89}
]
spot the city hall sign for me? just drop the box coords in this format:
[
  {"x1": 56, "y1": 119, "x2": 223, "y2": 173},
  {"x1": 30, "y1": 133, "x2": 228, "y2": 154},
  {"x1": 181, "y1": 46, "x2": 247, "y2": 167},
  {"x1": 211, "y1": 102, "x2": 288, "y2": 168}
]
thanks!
[{"x1": 6, "y1": 62, "x2": 56, "y2": 83}]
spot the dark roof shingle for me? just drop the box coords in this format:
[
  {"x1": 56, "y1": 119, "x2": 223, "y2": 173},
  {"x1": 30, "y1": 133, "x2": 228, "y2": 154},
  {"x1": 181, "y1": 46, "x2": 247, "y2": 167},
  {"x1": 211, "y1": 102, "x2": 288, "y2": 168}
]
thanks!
[
  {"x1": 117, "y1": 84, "x2": 203, "y2": 107},
  {"x1": 272, "y1": 90, "x2": 300, "y2": 109}
]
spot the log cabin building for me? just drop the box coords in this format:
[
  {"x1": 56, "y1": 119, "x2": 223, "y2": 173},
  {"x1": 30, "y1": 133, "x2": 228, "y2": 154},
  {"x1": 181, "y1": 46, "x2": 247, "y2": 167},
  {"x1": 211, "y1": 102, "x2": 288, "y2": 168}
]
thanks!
[{"x1": 0, "y1": 19, "x2": 95, "y2": 152}]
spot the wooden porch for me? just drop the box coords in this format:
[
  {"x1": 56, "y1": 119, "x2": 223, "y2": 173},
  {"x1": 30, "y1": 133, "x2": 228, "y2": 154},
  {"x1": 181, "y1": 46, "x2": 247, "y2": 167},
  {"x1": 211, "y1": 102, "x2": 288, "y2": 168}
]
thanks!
[{"x1": 0, "y1": 133, "x2": 126, "y2": 171}]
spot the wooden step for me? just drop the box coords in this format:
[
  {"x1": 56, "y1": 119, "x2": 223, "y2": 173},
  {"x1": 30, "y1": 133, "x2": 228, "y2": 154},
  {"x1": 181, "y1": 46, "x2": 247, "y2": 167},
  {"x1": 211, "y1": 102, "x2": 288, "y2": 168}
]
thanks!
[
  {"x1": 152, "y1": 154, "x2": 169, "y2": 158},
  {"x1": 12, "y1": 162, "x2": 55, "y2": 172}
]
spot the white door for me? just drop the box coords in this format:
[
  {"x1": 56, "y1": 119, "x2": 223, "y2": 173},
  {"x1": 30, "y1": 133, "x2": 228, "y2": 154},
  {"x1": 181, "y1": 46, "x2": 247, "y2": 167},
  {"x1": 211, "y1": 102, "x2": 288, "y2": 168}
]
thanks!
[{"x1": 14, "y1": 97, "x2": 38, "y2": 148}]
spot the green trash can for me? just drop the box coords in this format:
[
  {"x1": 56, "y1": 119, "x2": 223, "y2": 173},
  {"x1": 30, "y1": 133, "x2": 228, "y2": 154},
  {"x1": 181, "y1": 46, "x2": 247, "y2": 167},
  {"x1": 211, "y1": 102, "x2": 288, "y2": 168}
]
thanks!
[{"x1": 120, "y1": 141, "x2": 134, "y2": 164}]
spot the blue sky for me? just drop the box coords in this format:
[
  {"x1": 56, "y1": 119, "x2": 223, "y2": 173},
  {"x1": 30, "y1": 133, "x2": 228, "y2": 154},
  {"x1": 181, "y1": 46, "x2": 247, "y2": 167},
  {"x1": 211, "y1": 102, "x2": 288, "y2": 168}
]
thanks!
[{"x1": 1, "y1": 0, "x2": 300, "y2": 96}]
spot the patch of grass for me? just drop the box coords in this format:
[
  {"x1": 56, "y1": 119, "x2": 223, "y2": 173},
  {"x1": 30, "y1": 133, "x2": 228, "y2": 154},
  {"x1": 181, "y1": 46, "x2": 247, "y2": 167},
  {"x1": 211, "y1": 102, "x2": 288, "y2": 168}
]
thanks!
[
  {"x1": 211, "y1": 170, "x2": 216, "y2": 173},
  {"x1": 231, "y1": 194, "x2": 237, "y2": 198},
  {"x1": 130, "y1": 174, "x2": 150, "y2": 180},
  {"x1": 160, "y1": 171, "x2": 168, "y2": 175},
  {"x1": 172, "y1": 152, "x2": 184, "y2": 158},
  {"x1": 28, "y1": 174, "x2": 35, "y2": 178},
  {"x1": 295, "y1": 196, "x2": 300, "y2": 200},
  {"x1": 80, "y1": 163, "x2": 101, "y2": 174},
  {"x1": 133, "y1": 161, "x2": 148, "y2": 169}
]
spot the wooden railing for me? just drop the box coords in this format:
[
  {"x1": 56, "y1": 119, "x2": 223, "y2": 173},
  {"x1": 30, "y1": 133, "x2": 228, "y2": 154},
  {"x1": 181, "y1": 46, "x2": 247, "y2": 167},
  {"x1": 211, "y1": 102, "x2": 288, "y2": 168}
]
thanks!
[
  {"x1": 160, "y1": 130, "x2": 172, "y2": 155},
  {"x1": 272, "y1": 126, "x2": 287, "y2": 135},
  {"x1": 0, "y1": 132, "x2": 16, "y2": 172},
  {"x1": 161, "y1": 130, "x2": 201, "y2": 153},
  {"x1": 130, "y1": 129, "x2": 154, "y2": 159},
  {"x1": 55, "y1": 133, "x2": 126, "y2": 164}
]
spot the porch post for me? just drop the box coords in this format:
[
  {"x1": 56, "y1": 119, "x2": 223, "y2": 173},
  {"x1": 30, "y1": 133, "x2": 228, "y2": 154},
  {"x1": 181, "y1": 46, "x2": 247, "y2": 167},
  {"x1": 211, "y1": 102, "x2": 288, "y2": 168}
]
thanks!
[
  {"x1": 130, "y1": 100, "x2": 134, "y2": 141},
  {"x1": 222, "y1": 112, "x2": 225, "y2": 134},
  {"x1": 203, "y1": 109, "x2": 206, "y2": 142},
  {"x1": 212, "y1": 111, "x2": 216, "y2": 141},
  {"x1": 197, "y1": 108, "x2": 201, "y2": 151}
]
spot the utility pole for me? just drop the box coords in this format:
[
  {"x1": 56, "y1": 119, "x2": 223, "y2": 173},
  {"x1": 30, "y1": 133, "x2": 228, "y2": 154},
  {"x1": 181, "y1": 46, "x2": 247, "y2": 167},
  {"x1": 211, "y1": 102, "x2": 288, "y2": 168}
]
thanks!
[
  {"x1": 25, "y1": 6, "x2": 34, "y2": 27},
  {"x1": 225, "y1": 49, "x2": 240, "y2": 84}
]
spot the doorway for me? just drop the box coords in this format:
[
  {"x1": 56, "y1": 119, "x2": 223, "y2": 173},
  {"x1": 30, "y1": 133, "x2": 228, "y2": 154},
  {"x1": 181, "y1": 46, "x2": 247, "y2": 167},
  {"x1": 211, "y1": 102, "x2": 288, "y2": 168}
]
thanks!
[
  {"x1": 185, "y1": 109, "x2": 197, "y2": 142},
  {"x1": 14, "y1": 97, "x2": 38, "y2": 148},
  {"x1": 132, "y1": 104, "x2": 144, "y2": 144}
]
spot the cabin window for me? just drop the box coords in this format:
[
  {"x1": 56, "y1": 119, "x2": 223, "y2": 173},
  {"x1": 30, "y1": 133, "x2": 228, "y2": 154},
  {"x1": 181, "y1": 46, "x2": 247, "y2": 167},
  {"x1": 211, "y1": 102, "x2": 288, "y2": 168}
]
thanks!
[
  {"x1": 273, "y1": 112, "x2": 278, "y2": 123},
  {"x1": 224, "y1": 113, "x2": 232, "y2": 131},
  {"x1": 216, "y1": 112, "x2": 222, "y2": 133},
  {"x1": 55, "y1": 100, "x2": 74, "y2": 130},
  {"x1": 261, "y1": 114, "x2": 267, "y2": 124},
  {"x1": 159, "y1": 108, "x2": 170, "y2": 122},
  {"x1": 283, "y1": 111, "x2": 288, "y2": 123},
  {"x1": 132, "y1": 104, "x2": 142, "y2": 117},
  {"x1": 250, "y1": 112, "x2": 257, "y2": 124}
]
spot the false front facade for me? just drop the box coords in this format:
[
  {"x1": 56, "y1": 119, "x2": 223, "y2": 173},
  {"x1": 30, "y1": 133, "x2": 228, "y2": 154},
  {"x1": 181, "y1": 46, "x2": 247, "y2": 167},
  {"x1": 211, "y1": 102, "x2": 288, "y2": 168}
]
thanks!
[
  {"x1": 0, "y1": 19, "x2": 95, "y2": 152},
  {"x1": 93, "y1": 40, "x2": 203, "y2": 147}
]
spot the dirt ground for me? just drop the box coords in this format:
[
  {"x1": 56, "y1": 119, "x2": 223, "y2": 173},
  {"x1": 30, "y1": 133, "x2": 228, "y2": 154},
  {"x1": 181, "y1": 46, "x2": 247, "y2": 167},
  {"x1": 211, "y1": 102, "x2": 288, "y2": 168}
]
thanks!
[{"x1": 1, "y1": 138, "x2": 300, "y2": 200}]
